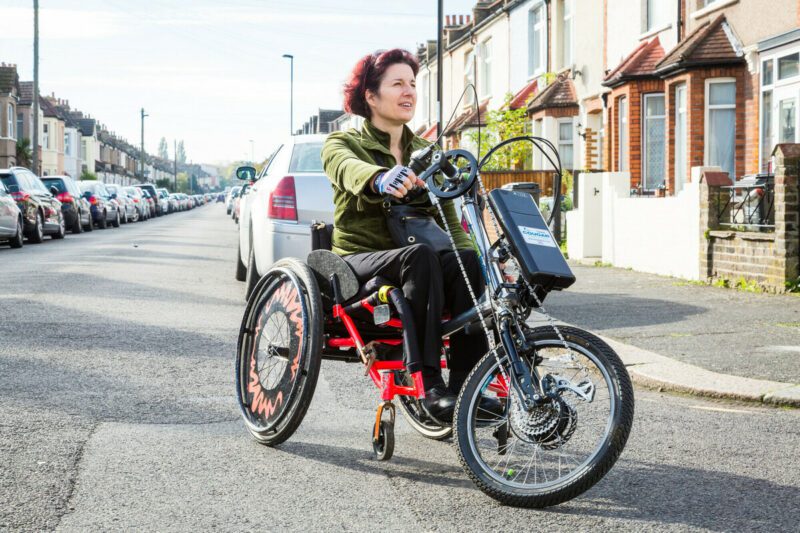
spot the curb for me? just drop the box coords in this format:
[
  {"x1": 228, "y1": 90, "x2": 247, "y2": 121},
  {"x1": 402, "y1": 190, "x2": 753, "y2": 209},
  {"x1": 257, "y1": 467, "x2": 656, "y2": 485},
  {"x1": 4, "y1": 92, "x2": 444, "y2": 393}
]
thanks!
[{"x1": 597, "y1": 334, "x2": 800, "y2": 408}]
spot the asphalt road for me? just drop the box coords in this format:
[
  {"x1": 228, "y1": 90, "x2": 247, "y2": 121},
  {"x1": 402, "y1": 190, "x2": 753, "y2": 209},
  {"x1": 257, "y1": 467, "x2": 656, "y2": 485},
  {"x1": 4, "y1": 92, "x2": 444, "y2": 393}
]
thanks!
[{"x1": 1, "y1": 206, "x2": 798, "y2": 532}]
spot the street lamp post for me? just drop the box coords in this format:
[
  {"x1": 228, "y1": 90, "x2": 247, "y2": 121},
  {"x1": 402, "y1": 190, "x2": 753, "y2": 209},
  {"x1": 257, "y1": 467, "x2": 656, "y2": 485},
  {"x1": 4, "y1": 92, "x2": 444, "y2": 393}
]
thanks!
[{"x1": 282, "y1": 54, "x2": 294, "y2": 135}]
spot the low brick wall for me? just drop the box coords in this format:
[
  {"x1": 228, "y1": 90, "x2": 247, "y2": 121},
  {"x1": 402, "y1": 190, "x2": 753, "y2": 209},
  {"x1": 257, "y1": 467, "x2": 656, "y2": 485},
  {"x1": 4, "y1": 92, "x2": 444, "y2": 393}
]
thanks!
[
  {"x1": 700, "y1": 144, "x2": 799, "y2": 292},
  {"x1": 706, "y1": 230, "x2": 785, "y2": 287}
]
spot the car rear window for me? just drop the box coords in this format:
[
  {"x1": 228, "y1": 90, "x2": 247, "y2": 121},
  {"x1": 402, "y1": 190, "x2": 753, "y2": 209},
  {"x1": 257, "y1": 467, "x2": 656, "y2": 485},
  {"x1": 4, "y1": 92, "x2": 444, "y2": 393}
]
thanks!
[
  {"x1": 0, "y1": 174, "x2": 18, "y2": 192},
  {"x1": 289, "y1": 142, "x2": 324, "y2": 172},
  {"x1": 41, "y1": 178, "x2": 67, "y2": 193}
]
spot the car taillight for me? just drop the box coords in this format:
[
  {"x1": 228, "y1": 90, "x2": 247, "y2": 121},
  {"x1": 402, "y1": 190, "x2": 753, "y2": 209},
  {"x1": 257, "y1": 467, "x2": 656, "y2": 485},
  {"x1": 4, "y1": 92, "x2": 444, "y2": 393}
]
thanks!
[
  {"x1": 133, "y1": 197, "x2": 139, "y2": 203},
  {"x1": 56, "y1": 192, "x2": 73, "y2": 203},
  {"x1": 10, "y1": 191, "x2": 30, "y2": 202},
  {"x1": 88, "y1": 195, "x2": 98, "y2": 205},
  {"x1": 268, "y1": 176, "x2": 297, "y2": 221}
]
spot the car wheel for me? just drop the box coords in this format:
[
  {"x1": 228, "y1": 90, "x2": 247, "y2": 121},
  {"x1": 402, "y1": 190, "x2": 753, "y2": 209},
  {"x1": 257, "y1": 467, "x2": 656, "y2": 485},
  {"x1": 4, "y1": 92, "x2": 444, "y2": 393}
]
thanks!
[
  {"x1": 29, "y1": 210, "x2": 44, "y2": 243},
  {"x1": 112, "y1": 211, "x2": 120, "y2": 228},
  {"x1": 52, "y1": 213, "x2": 66, "y2": 239},
  {"x1": 84, "y1": 211, "x2": 94, "y2": 232},
  {"x1": 72, "y1": 211, "x2": 84, "y2": 234},
  {"x1": 98, "y1": 211, "x2": 108, "y2": 229},
  {"x1": 235, "y1": 241, "x2": 247, "y2": 282},
  {"x1": 121, "y1": 210, "x2": 128, "y2": 224},
  {"x1": 9, "y1": 217, "x2": 24, "y2": 248},
  {"x1": 244, "y1": 247, "x2": 259, "y2": 301}
]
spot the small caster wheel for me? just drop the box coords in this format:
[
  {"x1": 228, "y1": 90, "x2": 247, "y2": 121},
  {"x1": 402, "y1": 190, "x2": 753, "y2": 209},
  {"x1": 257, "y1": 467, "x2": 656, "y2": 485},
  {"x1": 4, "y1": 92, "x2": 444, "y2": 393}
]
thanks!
[
  {"x1": 494, "y1": 421, "x2": 509, "y2": 455},
  {"x1": 373, "y1": 420, "x2": 394, "y2": 461}
]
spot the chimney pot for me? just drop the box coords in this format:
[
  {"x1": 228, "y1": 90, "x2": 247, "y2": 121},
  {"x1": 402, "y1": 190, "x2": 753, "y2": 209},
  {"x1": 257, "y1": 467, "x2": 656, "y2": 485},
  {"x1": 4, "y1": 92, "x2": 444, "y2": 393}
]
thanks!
[{"x1": 446, "y1": 15, "x2": 450, "y2": 25}]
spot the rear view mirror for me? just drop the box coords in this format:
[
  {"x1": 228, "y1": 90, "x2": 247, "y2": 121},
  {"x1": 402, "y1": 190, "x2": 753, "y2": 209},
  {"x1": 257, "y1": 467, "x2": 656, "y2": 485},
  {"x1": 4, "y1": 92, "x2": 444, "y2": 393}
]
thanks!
[
  {"x1": 236, "y1": 166, "x2": 257, "y2": 181},
  {"x1": 49, "y1": 186, "x2": 59, "y2": 195}
]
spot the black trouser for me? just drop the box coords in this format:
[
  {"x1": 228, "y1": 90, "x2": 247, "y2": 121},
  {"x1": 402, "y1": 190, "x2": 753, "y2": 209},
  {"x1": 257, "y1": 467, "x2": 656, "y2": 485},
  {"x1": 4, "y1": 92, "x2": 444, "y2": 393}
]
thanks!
[{"x1": 343, "y1": 244, "x2": 488, "y2": 392}]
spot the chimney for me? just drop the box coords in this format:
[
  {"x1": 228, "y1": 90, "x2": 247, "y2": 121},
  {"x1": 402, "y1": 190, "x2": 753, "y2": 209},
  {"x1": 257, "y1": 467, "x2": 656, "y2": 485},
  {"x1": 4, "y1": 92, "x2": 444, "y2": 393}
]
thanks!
[
  {"x1": 459, "y1": 15, "x2": 464, "y2": 25},
  {"x1": 446, "y1": 15, "x2": 451, "y2": 26}
]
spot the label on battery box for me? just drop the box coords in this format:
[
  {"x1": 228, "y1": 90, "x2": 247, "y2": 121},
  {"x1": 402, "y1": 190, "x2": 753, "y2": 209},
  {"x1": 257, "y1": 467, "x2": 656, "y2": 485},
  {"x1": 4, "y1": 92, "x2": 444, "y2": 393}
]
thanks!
[{"x1": 518, "y1": 225, "x2": 557, "y2": 248}]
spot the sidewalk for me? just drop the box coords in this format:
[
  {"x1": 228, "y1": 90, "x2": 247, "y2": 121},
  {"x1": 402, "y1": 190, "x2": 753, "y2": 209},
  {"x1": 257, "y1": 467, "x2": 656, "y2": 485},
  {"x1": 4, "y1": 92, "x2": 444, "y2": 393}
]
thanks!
[{"x1": 536, "y1": 262, "x2": 800, "y2": 407}]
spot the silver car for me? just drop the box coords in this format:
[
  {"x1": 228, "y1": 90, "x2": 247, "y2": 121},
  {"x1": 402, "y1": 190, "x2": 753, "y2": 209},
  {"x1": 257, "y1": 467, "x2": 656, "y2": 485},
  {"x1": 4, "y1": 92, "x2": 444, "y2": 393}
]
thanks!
[{"x1": 236, "y1": 134, "x2": 332, "y2": 295}]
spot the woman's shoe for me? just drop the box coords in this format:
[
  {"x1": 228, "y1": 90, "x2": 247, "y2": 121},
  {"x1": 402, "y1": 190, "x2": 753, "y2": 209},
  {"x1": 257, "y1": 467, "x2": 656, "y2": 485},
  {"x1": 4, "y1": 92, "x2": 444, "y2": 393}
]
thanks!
[{"x1": 421, "y1": 384, "x2": 456, "y2": 423}]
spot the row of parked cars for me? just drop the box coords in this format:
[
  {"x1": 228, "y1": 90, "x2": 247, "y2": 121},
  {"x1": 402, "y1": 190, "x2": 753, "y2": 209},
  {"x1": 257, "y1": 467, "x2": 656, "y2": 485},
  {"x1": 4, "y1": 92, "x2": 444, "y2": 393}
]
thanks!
[
  {"x1": 224, "y1": 134, "x2": 331, "y2": 298},
  {"x1": 0, "y1": 165, "x2": 209, "y2": 249}
]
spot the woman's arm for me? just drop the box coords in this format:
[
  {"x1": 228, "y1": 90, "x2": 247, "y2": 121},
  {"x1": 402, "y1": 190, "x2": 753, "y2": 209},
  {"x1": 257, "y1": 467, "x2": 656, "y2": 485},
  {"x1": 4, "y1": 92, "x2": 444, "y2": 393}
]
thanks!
[{"x1": 322, "y1": 133, "x2": 387, "y2": 200}]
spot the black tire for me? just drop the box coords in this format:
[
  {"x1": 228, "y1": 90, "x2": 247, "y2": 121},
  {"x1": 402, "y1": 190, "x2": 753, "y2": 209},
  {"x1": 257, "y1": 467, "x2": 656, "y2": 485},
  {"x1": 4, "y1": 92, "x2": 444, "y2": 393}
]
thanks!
[
  {"x1": 72, "y1": 211, "x2": 83, "y2": 234},
  {"x1": 84, "y1": 213, "x2": 93, "y2": 232},
  {"x1": 9, "y1": 217, "x2": 24, "y2": 248},
  {"x1": 235, "y1": 241, "x2": 247, "y2": 282},
  {"x1": 112, "y1": 211, "x2": 121, "y2": 228},
  {"x1": 373, "y1": 421, "x2": 395, "y2": 461},
  {"x1": 244, "y1": 247, "x2": 258, "y2": 301},
  {"x1": 29, "y1": 211, "x2": 44, "y2": 243},
  {"x1": 51, "y1": 213, "x2": 66, "y2": 239},
  {"x1": 454, "y1": 326, "x2": 634, "y2": 508},
  {"x1": 98, "y1": 211, "x2": 108, "y2": 229},
  {"x1": 235, "y1": 257, "x2": 324, "y2": 446}
]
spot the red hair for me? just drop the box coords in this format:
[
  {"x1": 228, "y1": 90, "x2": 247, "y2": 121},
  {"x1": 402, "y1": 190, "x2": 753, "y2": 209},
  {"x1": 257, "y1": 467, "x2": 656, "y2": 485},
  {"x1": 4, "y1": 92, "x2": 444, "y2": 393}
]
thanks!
[{"x1": 342, "y1": 48, "x2": 419, "y2": 120}]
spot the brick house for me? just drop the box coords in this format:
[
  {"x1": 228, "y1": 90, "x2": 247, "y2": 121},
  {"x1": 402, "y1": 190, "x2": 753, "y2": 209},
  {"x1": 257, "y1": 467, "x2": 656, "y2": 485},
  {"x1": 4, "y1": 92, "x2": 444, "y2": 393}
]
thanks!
[{"x1": 0, "y1": 64, "x2": 20, "y2": 168}]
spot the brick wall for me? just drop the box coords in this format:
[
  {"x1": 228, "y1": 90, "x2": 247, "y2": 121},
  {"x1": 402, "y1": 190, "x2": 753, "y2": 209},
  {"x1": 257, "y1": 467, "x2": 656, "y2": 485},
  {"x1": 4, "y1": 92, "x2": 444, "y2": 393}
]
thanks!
[
  {"x1": 699, "y1": 145, "x2": 799, "y2": 292},
  {"x1": 584, "y1": 127, "x2": 597, "y2": 169}
]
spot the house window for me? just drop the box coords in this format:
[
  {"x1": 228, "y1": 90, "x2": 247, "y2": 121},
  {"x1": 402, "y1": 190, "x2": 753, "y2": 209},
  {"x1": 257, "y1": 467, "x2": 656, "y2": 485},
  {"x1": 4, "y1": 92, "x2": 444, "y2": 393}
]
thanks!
[
  {"x1": 558, "y1": 119, "x2": 574, "y2": 169},
  {"x1": 17, "y1": 113, "x2": 23, "y2": 140},
  {"x1": 562, "y1": 0, "x2": 573, "y2": 69},
  {"x1": 465, "y1": 49, "x2": 476, "y2": 106},
  {"x1": 762, "y1": 59, "x2": 773, "y2": 85},
  {"x1": 643, "y1": 93, "x2": 666, "y2": 190},
  {"x1": 779, "y1": 98, "x2": 796, "y2": 143},
  {"x1": 674, "y1": 85, "x2": 687, "y2": 193},
  {"x1": 778, "y1": 52, "x2": 799, "y2": 80},
  {"x1": 528, "y1": 4, "x2": 546, "y2": 76},
  {"x1": 618, "y1": 97, "x2": 628, "y2": 171},
  {"x1": 761, "y1": 90, "x2": 773, "y2": 171},
  {"x1": 43, "y1": 123, "x2": 49, "y2": 149},
  {"x1": 646, "y1": 0, "x2": 671, "y2": 32},
  {"x1": 706, "y1": 79, "x2": 736, "y2": 178},
  {"x1": 64, "y1": 132, "x2": 71, "y2": 156},
  {"x1": 478, "y1": 38, "x2": 492, "y2": 99},
  {"x1": 6, "y1": 104, "x2": 13, "y2": 139}
]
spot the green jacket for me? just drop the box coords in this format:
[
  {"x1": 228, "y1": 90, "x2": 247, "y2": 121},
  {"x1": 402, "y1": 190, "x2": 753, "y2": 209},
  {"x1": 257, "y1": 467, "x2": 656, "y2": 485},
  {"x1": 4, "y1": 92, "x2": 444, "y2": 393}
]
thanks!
[{"x1": 321, "y1": 120, "x2": 472, "y2": 256}]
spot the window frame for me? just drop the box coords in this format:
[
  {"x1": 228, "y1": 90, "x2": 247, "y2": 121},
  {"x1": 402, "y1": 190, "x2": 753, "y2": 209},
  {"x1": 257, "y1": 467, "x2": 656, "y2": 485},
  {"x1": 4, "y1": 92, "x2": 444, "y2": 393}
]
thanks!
[
  {"x1": 642, "y1": 92, "x2": 667, "y2": 191},
  {"x1": 464, "y1": 48, "x2": 476, "y2": 107},
  {"x1": 6, "y1": 103, "x2": 13, "y2": 139},
  {"x1": 704, "y1": 77, "x2": 737, "y2": 178},
  {"x1": 557, "y1": 117, "x2": 574, "y2": 170},
  {"x1": 618, "y1": 96, "x2": 629, "y2": 171},
  {"x1": 528, "y1": 2, "x2": 547, "y2": 78},
  {"x1": 674, "y1": 84, "x2": 688, "y2": 192},
  {"x1": 561, "y1": 0, "x2": 574, "y2": 69},
  {"x1": 478, "y1": 38, "x2": 492, "y2": 100}
]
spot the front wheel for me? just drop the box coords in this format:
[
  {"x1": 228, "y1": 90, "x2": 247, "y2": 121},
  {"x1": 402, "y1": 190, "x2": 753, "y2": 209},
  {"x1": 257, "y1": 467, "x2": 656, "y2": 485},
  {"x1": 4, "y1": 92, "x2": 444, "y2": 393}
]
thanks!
[
  {"x1": 235, "y1": 258, "x2": 324, "y2": 446},
  {"x1": 454, "y1": 326, "x2": 634, "y2": 508}
]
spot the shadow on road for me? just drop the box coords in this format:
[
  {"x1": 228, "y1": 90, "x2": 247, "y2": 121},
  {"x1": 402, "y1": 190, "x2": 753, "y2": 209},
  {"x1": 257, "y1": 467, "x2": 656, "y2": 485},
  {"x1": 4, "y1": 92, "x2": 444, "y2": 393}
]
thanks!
[{"x1": 544, "y1": 291, "x2": 707, "y2": 331}]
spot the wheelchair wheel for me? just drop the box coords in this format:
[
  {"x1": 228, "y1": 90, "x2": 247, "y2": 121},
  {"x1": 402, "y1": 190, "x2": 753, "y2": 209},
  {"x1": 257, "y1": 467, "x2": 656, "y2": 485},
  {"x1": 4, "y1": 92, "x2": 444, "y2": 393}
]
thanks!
[
  {"x1": 236, "y1": 257, "x2": 323, "y2": 446},
  {"x1": 454, "y1": 326, "x2": 634, "y2": 508}
]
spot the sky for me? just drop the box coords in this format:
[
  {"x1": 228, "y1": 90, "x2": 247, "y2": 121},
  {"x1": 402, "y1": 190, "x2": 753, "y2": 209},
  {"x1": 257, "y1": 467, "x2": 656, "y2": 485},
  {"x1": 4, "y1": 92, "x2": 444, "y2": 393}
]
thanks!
[{"x1": 1, "y1": 0, "x2": 477, "y2": 165}]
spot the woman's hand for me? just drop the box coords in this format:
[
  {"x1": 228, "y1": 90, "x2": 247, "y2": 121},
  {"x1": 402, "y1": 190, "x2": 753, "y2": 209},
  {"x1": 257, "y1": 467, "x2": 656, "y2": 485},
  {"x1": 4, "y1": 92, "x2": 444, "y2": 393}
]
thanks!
[{"x1": 372, "y1": 165, "x2": 426, "y2": 199}]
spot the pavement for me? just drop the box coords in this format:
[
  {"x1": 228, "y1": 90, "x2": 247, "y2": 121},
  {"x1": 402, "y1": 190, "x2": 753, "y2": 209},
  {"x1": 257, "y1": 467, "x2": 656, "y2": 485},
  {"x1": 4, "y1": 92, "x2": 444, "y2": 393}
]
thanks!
[{"x1": 541, "y1": 261, "x2": 800, "y2": 407}]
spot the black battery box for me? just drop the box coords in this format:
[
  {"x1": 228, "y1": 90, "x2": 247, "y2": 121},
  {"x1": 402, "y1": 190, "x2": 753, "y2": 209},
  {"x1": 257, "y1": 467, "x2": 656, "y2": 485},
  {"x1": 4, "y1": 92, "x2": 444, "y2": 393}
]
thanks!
[{"x1": 487, "y1": 188, "x2": 575, "y2": 296}]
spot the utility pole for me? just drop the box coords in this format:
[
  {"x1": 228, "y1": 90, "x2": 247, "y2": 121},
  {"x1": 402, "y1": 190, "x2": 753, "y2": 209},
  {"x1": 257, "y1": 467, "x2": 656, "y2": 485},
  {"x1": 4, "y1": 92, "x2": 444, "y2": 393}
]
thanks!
[
  {"x1": 32, "y1": 0, "x2": 39, "y2": 174},
  {"x1": 436, "y1": 0, "x2": 443, "y2": 139},
  {"x1": 173, "y1": 139, "x2": 177, "y2": 192},
  {"x1": 282, "y1": 54, "x2": 294, "y2": 135},
  {"x1": 140, "y1": 108, "x2": 148, "y2": 181}
]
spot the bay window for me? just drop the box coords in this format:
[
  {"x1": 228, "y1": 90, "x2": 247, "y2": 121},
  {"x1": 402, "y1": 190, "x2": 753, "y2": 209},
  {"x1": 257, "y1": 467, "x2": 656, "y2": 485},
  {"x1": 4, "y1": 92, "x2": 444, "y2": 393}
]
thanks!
[
  {"x1": 618, "y1": 97, "x2": 628, "y2": 171},
  {"x1": 705, "y1": 79, "x2": 736, "y2": 178},
  {"x1": 674, "y1": 85, "x2": 687, "y2": 193},
  {"x1": 558, "y1": 119, "x2": 574, "y2": 169}
]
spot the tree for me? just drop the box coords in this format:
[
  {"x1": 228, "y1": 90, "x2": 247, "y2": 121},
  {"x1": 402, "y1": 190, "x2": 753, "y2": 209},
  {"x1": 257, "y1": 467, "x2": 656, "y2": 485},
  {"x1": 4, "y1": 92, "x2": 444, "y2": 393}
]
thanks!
[
  {"x1": 176, "y1": 171, "x2": 190, "y2": 193},
  {"x1": 465, "y1": 93, "x2": 533, "y2": 171},
  {"x1": 16, "y1": 138, "x2": 32, "y2": 168},
  {"x1": 176, "y1": 140, "x2": 187, "y2": 164},
  {"x1": 80, "y1": 170, "x2": 97, "y2": 181},
  {"x1": 158, "y1": 137, "x2": 169, "y2": 159},
  {"x1": 155, "y1": 178, "x2": 172, "y2": 190}
]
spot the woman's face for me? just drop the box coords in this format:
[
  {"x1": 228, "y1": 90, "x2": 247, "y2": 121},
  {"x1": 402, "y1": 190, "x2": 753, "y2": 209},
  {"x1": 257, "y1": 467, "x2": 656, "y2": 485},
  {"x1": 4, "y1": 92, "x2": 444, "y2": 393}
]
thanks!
[{"x1": 366, "y1": 62, "x2": 417, "y2": 125}]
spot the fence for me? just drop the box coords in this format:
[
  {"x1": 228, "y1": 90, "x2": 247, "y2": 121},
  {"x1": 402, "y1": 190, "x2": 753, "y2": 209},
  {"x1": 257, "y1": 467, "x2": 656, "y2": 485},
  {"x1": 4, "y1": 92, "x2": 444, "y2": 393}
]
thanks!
[
  {"x1": 480, "y1": 170, "x2": 569, "y2": 195},
  {"x1": 713, "y1": 175, "x2": 775, "y2": 231}
]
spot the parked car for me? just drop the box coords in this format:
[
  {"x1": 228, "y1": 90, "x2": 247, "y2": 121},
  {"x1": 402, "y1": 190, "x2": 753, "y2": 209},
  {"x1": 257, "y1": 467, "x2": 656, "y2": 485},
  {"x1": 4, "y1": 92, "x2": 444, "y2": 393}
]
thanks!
[
  {"x1": 123, "y1": 186, "x2": 149, "y2": 221},
  {"x1": 0, "y1": 180, "x2": 24, "y2": 248},
  {"x1": 40, "y1": 175, "x2": 93, "y2": 234},
  {"x1": 157, "y1": 188, "x2": 172, "y2": 213},
  {"x1": 226, "y1": 186, "x2": 241, "y2": 215},
  {"x1": 167, "y1": 193, "x2": 180, "y2": 213},
  {"x1": 77, "y1": 180, "x2": 120, "y2": 229},
  {"x1": 0, "y1": 166, "x2": 65, "y2": 242},
  {"x1": 138, "y1": 184, "x2": 165, "y2": 216},
  {"x1": 233, "y1": 183, "x2": 252, "y2": 223},
  {"x1": 105, "y1": 184, "x2": 138, "y2": 223},
  {"x1": 236, "y1": 134, "x2": 331, "y2": 296},
  {"x1": 140, "y1": 189, "x2": 157, "y2": 217}
]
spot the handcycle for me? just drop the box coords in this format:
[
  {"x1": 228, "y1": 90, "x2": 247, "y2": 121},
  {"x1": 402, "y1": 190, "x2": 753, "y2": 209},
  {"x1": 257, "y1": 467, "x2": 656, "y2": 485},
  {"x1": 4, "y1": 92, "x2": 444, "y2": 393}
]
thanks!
[{"x1": 235, "y1": 135, "x2": 634, "y2": 508}]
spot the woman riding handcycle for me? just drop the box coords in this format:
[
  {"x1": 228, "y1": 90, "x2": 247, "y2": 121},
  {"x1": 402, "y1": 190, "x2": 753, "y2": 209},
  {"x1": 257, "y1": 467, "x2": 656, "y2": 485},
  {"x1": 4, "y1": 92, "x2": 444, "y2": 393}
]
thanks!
[{"x1": 235, "y1": 48, "x2": 634, "y2": 508}]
